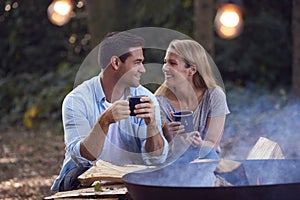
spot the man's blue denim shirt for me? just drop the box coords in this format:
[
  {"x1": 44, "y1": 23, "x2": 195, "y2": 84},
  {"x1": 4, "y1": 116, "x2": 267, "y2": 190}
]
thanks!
[{"x1": 51, "y1": 75, "x2": 168, "y2": 191}]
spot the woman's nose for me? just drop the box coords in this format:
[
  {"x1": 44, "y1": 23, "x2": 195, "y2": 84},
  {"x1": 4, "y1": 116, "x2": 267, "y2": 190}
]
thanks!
[{"x1": 162, "y1": 64, "x2": 169, "y2": 72}]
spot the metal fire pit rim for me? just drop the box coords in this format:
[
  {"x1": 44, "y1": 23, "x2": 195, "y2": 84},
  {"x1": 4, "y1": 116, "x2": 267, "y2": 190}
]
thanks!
[
  {"x1": 122, "y1": 158, "x2": 300, "y2": 189},
  {"x1": 122, "y1": 173, "x2": 300, "y2": 189}
]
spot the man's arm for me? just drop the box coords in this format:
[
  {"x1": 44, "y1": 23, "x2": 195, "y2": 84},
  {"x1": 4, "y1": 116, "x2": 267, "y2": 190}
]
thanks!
[
  {"x1": 144, "y1": 123, "x2": 165, "y2": 156},
  {"x1": 80, "y1": 100, "x2": 130, "y2": 160},
  {"x1": 135, "y1": 96, "x2": 166, "y2": 156},
  {"x1": 80, "y1": 118, "x2": 108, "y2": 161}
]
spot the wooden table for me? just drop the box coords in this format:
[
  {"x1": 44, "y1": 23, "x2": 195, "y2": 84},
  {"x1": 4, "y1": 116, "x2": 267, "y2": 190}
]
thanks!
[
  {"x1": 44, "y1": 160, "x2": 153, "y2": 199},
  {"x1": 44, "y1": 183, "x2": 129, "y2": 199}
]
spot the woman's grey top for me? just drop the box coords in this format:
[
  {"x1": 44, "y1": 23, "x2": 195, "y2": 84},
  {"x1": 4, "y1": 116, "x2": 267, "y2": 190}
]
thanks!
[{"x1": 156, "y1": 87, "x2": 230, "y2": 139}]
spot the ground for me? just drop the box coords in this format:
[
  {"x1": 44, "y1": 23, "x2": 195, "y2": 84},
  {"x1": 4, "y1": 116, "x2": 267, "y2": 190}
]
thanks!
[
  {"x1": 0, "y1": 128, "x2": 65, "y2": 199},
  {"x1": 1, "y1": 119, "x2": 299, "y2": 199}
]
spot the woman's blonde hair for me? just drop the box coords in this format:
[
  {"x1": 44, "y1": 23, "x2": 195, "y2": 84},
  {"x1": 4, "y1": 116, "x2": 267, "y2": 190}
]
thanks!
[{"x1": 155, "y1": 39, "x2": 223, "y2": 96}]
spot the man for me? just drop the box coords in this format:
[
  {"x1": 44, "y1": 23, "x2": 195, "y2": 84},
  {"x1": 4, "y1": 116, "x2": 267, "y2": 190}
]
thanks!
[{"x1": 51, "y1": 31, "x2": 168, "y2": 192}]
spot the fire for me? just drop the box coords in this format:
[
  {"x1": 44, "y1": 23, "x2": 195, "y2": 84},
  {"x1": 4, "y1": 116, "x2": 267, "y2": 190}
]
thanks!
[{"x1": 256, "y1": 178, "x2": 260, "y2": 185}]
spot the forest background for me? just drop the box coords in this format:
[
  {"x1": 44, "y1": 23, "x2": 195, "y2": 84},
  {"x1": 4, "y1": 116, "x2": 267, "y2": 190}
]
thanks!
[{"x1": 0, "y1": 0, "x2": 300, "y2": 199}]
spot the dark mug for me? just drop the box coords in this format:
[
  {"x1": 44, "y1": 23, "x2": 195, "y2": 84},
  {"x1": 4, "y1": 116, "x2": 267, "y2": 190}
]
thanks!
[
  {"x1": 128, "y1": 95, "x2": 146, "y2": 116},
  {"x1": 173, "y1": 110, "x2": 194, "y2": 133}
]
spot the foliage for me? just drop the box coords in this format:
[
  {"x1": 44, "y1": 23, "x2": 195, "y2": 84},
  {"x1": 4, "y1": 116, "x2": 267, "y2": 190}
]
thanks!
[
  {"x1": 0, "y1": 63, "x2": 77, "y2": 130},
  {"x1": 0, "y1": 0, "x2": 90, "y2": 130},
  {"x1": 0, "y1": 0, "x2": 294, "y2": 130},
  {"x1": 128, "y1": 0, "x2": 194, "y2": 38},
  {"x1": 215, "y1": 0, "x2": 292, "y2": 88},
  {"x1": 127, "y1": 0, "x2": 292, "y2": 89},
  {"x1": 0, "y1": 0, "x2": 90, "y2": 76}
]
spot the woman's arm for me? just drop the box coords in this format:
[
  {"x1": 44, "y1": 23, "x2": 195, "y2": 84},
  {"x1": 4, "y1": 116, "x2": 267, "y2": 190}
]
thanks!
[
  {"x1": 188, "y1": 116, "x2": 225, "y2": 149},
  {"x1": 203, "y1": 116, "x2": 226, "y2": 149}
]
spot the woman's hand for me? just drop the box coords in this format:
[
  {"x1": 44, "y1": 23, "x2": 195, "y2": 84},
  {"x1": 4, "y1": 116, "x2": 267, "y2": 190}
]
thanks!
[
  {"x1": 162, "y1": 121, "x2": 185, "y2": 142},
  {"x1": 187, "y1": 131, "x2": 203, "y2": 147}
]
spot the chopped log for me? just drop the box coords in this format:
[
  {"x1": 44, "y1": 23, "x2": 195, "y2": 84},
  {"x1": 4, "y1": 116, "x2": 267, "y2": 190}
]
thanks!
[
  {"x1": 214, "y1": 159, "x2": 249, "y2": 186},
  {"x1": 215, "y1": 159, "x2": 241, "y2": 173},
  {"x1": 78, "y1": 160, "x2": 155, "y2": 186},
  {"x1": 247, "y1": 137, "x2": 285, "y2": 159},
  {"x1": 214, "y1": 174, "x2": 234, "y2": 187}
]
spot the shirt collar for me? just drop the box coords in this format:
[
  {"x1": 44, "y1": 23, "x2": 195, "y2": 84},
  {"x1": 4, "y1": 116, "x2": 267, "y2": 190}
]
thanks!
[
  {"x1": 94, "y1": 74, "x2": 106, "y2": 103},
  {"x1": 94, "y1": 73, "x2": 141, "y2": 103}
]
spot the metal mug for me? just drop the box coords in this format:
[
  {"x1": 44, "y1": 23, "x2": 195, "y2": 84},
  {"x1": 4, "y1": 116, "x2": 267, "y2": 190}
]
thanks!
[{"x1": 173, "y1": 110, "x2": 194, "y2": 133}]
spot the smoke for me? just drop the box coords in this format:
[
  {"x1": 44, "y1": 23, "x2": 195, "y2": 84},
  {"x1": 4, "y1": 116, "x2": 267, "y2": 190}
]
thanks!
[
  {"x1": 124, "y1": 159, "x2": 300, "y2": 187},
  {"x1": 125, "y1": 161, "x2": 218, "y2": 187},
  {"x1": 221, "y1": 84, "x2": 300, "y2": 160}
]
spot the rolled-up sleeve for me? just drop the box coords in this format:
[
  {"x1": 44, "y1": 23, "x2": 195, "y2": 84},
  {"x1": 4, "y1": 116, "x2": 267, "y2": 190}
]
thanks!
[
  {"x1": 140, "y1": 97, "x2": 169, "y2": 165},
  {"x1": 62, "y1": 94, "x2": 93, "y2": 167},
  {"x1": 141, "y1": 135, "x2": 169, "y2": 165}
]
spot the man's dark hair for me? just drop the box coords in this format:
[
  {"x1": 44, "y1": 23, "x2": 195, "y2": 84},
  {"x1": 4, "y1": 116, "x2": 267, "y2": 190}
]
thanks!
[{"x1": 98, "y1": 31, "x2": 145, "y2": 69}]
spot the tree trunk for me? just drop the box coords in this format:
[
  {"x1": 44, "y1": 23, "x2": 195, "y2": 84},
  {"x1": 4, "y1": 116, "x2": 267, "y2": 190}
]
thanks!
[
  {"x1": 85, "y1": 0, "x2": 130, "y2": 48},
  {"x1": 193, "y1": 0, "x2": 214, "y2": 57},
  {"x1": 292, "y1": 0, "x2": 300, "y2": 98}
]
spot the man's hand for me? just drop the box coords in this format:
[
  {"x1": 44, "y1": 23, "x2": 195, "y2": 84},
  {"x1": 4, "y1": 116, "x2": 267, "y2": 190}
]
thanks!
[
  {"x1": 133, "y1": 96, "x2": 165, "y2": 156},
  {"x1": 98, "y1": 100, "x2": 130, "y2": 130},
  {"x1": 82, "y1": 100, "x2": 131, "y2": 161},
  {"x1": 134, "y1": 96, "x2": 156, "y2": 126}
]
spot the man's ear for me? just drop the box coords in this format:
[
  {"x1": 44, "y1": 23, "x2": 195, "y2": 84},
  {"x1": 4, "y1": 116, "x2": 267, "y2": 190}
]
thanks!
[
  {"x1": 110, "y1": 56, "x2": 120, "y2": 70},
  {"x1": 188, "y1": 65, "x2": 197, "y2": 76}
]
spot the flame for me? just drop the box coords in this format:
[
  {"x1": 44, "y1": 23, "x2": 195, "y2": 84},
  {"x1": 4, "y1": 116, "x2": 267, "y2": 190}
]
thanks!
[{"x1": 256, "y1": 178, "x2": 260, "y2": 185}]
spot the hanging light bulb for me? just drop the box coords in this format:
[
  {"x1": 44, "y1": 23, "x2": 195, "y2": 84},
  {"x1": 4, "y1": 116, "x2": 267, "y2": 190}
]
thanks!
[
  {"x1": 214, "y1": 2, "x2": 244, "y2": 39},
  {"x1": 47, "y1": 0, "x2": 73, "y2": 26}
]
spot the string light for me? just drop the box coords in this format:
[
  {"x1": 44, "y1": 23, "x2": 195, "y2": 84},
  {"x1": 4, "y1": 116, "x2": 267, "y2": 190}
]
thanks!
[
  {"x1": 215, "y1": 2, "x2": 244, "y2": 39},
  {"x1": 47, "y1": 0, "x2": 73, "y2": 26}
]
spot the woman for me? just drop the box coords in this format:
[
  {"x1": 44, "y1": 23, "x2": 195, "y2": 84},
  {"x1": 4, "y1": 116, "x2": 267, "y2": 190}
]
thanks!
[{"x1": 155, "y1": 39, "x2": 230, "y2": 164}]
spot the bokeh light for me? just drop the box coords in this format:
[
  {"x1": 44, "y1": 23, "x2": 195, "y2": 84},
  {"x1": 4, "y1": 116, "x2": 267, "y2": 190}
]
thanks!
[
  {"x1": 47, "y1": 0, "x2": 73, "y2": 26},
  {"x1": 215, "y1": 3, "x2": 244, "y2": 39}
]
